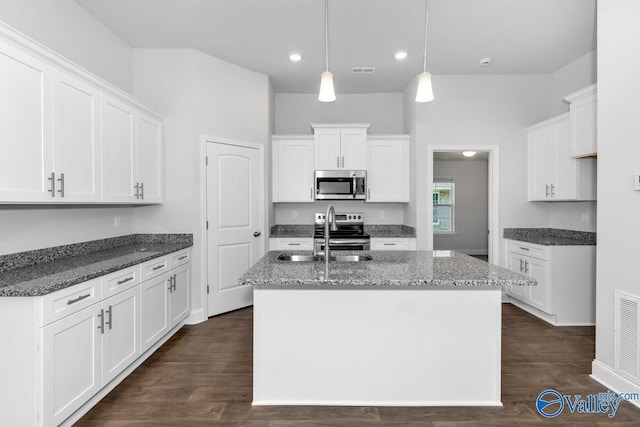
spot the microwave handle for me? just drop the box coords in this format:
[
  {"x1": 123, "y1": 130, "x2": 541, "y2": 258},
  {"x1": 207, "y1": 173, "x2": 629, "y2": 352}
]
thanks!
[{"x1": 353, "y1": 175, "x2": 356, "y2": 198}]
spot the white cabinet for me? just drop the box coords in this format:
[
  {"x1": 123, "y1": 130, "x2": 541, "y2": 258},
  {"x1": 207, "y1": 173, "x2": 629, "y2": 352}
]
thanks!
[
  {"x1": 527, "y1": 114, "x2": 596, "y2": 201},
  {"x1": 504, "y1": 239, "x2": 595, "y2": 325},
  {"x1": 269, "y1": 237, "x2": 315, "y2": 251},
  {"x1": 169, "y1": 263, "x2": 191, "y2": 326},
  {"x1": 565, "y1": 84, "x2": 597, "y2": 158},
  {"x1": 101, "y1": 95, "x2": 136, "y2": 202},
  {"x1": 366, "y1": 135, "x2": 410, "y2": 202},
  {"x1": 272, "y1": 136, "x2": 314, "y2": 202},
  {"x1": 0, "y1": 39, "x2": 54, "y2": 202},
  {"x1": 136, "y1": 113, "x2": 163, "y2": 203},
  {"x1": 370, "y1": 237, "x2": 416, "y2": 251},
  {"x1": 312, "y1": 124, "x2": 369, "y2": 170}
]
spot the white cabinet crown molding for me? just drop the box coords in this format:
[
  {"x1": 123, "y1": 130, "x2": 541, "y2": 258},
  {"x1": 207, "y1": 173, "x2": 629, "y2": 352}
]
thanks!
[{"x1": 310, "y1": 123, "x2": 370, "y2": 130}]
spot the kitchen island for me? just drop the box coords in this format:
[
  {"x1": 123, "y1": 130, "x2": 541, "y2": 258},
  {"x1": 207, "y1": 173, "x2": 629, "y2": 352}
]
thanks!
[{"x1": 239, "y1": 250, "x2": 534, "y2": 407}]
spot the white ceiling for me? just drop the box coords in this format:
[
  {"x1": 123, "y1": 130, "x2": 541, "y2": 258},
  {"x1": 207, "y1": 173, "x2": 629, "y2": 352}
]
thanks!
[{"x1": 74, "y1": 0, "x2": 596, "y2": 94}]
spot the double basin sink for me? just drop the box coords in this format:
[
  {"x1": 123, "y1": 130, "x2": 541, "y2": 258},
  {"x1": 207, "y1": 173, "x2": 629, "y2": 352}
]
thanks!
[{"x1": 278, "y1": 254, "x2": 373, "y2": 262}]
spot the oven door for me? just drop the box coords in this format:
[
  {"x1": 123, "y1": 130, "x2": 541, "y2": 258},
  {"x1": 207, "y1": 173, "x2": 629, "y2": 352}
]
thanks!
[{"x1": 315, "y1": 238, "x2": 371, "y2": 252}]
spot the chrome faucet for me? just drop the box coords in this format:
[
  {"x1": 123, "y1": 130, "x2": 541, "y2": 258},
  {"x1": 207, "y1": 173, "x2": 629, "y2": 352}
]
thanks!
[{"x1": 324, "y1": 204, "x2": 338, "y2": 265}]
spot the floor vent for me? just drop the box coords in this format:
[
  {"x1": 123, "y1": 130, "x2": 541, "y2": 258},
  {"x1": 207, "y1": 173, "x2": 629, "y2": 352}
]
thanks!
[
  {"x1": 352, "y1": 67, "x2": 376, "y2": 74},
  {"x1": 615, "y1": 291, "x2": 640, "y2": 382}
]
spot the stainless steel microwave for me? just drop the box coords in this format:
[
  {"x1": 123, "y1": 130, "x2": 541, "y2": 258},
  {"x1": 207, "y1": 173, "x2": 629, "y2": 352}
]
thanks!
[{"x1": 315, "y1": 170, "x2": 366, "y2": 200}]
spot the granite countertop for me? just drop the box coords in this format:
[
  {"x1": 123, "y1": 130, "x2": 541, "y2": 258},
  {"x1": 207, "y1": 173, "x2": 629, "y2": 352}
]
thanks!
[
  {"x1": 0, "y1": 234, "x2": 193, "y2": 297},
  {"x1": 269, "y1": 224, "x2": 416, "y2": 238},
  {"x1": 240, "y1": 250, "x2": 534, "y2": 290},
  {"x1": 503, "y1": 228, "x2": 596, "y2": 246}
]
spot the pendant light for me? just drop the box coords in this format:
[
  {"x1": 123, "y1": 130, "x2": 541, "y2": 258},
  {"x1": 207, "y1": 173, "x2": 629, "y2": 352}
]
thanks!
[
  {"x1": 318, "y1": 0, "x2": 336, "y2": 102},
  {"x1": 415, "y1": 0, "x2": 434, "y2": 102}
]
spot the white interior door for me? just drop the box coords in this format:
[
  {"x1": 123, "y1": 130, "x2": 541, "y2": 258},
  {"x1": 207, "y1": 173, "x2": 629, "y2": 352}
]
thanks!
[{"x1": 207, "y1": 141, "x2": 262, "y2": 317}]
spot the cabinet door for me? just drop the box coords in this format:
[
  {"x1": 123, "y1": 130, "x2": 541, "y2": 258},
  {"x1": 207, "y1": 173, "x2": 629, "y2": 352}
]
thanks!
[
  {"x1": 506, "y1": 253, "x2": 530, "y2": 301},
  {"x1": 569, "y1": 91, "x2": 597, "y2": 157},
  {"x1": 136, "y1": 114, "x2": 163, "y2": 203},
  {"x1": 528, "y1": 128, "x2": 555, "y2": 201},
  {"x1": 341, "y1": 128, "x2": 367, "y2": 170},
  {"x1": 170, "y1": 264, "x2": 190, "y2": 327},
  {"x1": 269, "y1": 238, "x2": 315, "y2": 251},
  {"x1": 42, "y1": 304, "x2": 102, "y2": 426},
  {"x1": 314, "y1": 128, "x2": 341, "y2": 170},
  {"x1": 367, "y1": 138, "x2": 409, "y2": 202},
  {"x1": 140, "y1": 273, "x2": 170, "y2": 352},
  {"x1": 0, "y1": 40, "x2": 54, "y2": 202},
  {"x1": 371, "y1": 238, "x2": 413, "y2": 251},
  {"x1": 101, "y1": 95, "x2": 136, "y2": 202},
  {"x1": 102, "y1": 286, "x2": 141, "y2": 384},
  {"x1": 273, "y1": 138, "x2": 314, "y2": 202},
  {"x1": 526, "y1": 257, "x2": 551, "y2": 314},
  {"x1": 53, "y1": 70, "x2": 101, "y2": 202},
  {"x1": 553, "y1": 122, "x2": 578, "y2": 200}
]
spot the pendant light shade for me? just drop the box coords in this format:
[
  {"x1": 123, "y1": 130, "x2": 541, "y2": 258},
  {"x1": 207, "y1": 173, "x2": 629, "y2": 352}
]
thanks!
[
  {"x1": 319, "y1": 0, "x2": 336, "y2": 102},
  {"x1": 319, "y1": 71, "x2": 336, "y2": 102},
  {"x1": 415, "y1": 71, "x2": 434, "y2": 102},
  {"x1": 415, "y1": 0, "x2": 434, "y2": 103}
]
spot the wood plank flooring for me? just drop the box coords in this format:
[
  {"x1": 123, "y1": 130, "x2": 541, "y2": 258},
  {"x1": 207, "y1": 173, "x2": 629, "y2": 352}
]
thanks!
[{"x1": 77, "y1": 303, "x2": 640, "y2": 426}]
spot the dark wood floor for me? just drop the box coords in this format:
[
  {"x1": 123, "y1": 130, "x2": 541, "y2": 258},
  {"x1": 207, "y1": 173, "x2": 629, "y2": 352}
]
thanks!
[{"x1": 77, "y1": 303, "x2": 640, "y2": 426}]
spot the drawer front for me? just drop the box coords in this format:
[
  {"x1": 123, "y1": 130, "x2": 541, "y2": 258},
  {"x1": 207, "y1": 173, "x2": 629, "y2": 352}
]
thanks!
[
  {"x1": 507, "y1": 240, "x2": 549, "y2": 260},
  {"x1": 140, "y1": 255, "x2": 170, "y2": 282},
  {"x1": 101, "y1": 266, "x2": 140, "y2": 298},
  {"x1": 170, "y1": 249, "x2": 191, "y2": 268},
  {"x1": 270, "y1": 238, "x2": 314, "y2": 251},
  {"x1": 42, "y1": 278, "x2": 101, "y2": 326},
  {"x1": 371, "y1": 238, "x2": 415, "y2": 251}
]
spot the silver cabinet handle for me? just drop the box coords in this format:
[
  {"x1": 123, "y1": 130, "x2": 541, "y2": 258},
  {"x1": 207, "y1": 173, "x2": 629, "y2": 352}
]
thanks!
[
  {"x1": 288, "y1": 243, "x2": 301, "y2": 246},
  {"x1": 383, "y1": 243, "x2": 396, "y2": 246},
  {"x1": 152, "y1": 264, "x2": 165, "y2": 271},
  {"x1": 310, "y1": 187, "x2": 313, "y2": 200},
  {"x1": 342, "y1": 156, "x2": 344, "y2": 168},
  {"x1": 48, "y1": 172, "x2": 56, "y2": 197},
  {"x1": 106, "y1": 305, "x2": 113, "y2": 330},
  {"x1": 140, "y1": 182, "x2": 144, "y2": 200},
  {"x1": 524, "y1": 260, "x2": 529, "y2": 274},
  {"x1": 545, "y1": 184, "x2": 549, "y2": 197},
  {"x1": 134, "y1": 182, "x2": 140, "y2": 199},
  {"x1": 57, "y1": 173, "x2": 65, "y2": 197},
  {"x1": 519, "y1": 259, "x2": 524, "y2": 272},
  {"x1": 519, "y1": 246, "x2": 530, "y2": 251},
  {"x1": 67, "y1": 293, "x2": 91, "y2": 305},
  {"x1": 178, "y1": 255, "x2": 188, "y2": 260},
  {"x1": 367, "y1": 188, "x2": 370, "y2": 200},
  {"x1": 97, "y1": 309, "x2": 105, "y2": 334},
  {"x1": 550, "y1": 184, "x2": 555, "y2": 196},
  {"x1": 117, "y1": 276, "x2": 134, "y2": 285},
  {"x1": 168, "y1": 275, "x2": 173, "y2": 292},
  {"x1": 336, "y1": 156, "x2": 340, "y2": 168},
  {"x1": 172, "y1": 274, "x2": 177, "y2": 291}
]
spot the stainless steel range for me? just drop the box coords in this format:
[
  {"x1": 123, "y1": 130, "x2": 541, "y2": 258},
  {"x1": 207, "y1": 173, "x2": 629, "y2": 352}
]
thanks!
[{"x1": 314, "y1": 212, "x2": 370, "y2": 253}]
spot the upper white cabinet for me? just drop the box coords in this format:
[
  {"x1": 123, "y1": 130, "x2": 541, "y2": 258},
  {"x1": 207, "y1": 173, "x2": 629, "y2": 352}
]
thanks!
[
  {"x1": 312, "y1": 124, "x2": 369, "y2": 170},
  {"x1": 272, "y1": 136, "x2": 314, "y2": 203},
  {"x1": 0, "y1": 26, "x2": 163, "y2": 205},
  {"x1": 366, "y1": 135, "x2": 409, "y2": 202},
  {"x1": 564, "y1": 84, "x2": 597, "y2": 158},
  {"x1": 527, "y1": 113, "x2": 596, "y2": 201},
  {"x1": 0, "y1": 40, "x2": 54, "y2": 202}
]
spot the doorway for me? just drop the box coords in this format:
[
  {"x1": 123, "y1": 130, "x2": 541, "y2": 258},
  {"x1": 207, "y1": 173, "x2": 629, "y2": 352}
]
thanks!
[
  {"x1": 427, "y1": 146, "x2": 499, "y2": 264},
  {"x1": 204, "y1": 139, "x2": 264, "y2": 317}
]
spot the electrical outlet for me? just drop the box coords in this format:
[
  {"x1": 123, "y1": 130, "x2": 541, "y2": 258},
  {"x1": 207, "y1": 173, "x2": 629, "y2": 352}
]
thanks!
[
  {"x1": 292, "y1": 210, "x2": 298, "y2": 219},
  {"x1": 379, "y1": 210, "x2": 384, "y2": 219},
  {"x1": 114, "y1": 215, "x2": 121, "y2": 228},
  {"x1": 634, "y1": 173, "x2": 640, "y2": 191},
  {"x1": 581, "y1": 213, "x2": 589, "y2": 224}
]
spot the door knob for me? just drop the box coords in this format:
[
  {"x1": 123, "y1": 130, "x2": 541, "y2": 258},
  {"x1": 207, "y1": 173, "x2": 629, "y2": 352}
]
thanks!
[{"x1": 253, "y1": 231, "x2": 261, "y2": 237}]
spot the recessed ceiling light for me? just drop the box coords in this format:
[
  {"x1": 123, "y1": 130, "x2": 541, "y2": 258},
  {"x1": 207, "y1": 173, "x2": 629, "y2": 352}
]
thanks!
[
  {"x1": 394, "y1": 51, "x2": 408, "y2": 60},
  {"x1": 462, "y1": 151, "x2": 477, "y2": 157},
  {"x1": 289, "y1": 53, "x2": 302, "y2": 62}
]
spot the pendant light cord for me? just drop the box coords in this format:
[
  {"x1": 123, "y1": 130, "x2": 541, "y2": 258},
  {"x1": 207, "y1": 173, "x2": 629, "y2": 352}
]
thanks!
[
  {"x1": 422, "y1": 0, "x2": 429, "y2": 72},
  {"x1": 324, "y1": 0, "x2": 329, "y2": 72}
]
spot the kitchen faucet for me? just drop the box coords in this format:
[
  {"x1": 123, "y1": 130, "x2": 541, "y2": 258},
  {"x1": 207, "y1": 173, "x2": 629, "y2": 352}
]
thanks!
[{"x1": 324, "y1": 204, "x2": 338, "y2": 265}]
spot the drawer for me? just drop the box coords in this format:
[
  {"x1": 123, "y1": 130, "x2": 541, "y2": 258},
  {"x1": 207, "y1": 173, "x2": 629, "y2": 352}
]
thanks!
[
  {"x1": 41, "y1": 278, "x2": 101, "y2": 326},
  {"x1": 269, "y1": 238, "x2": 314, "y2": 251},
  {"x1": 507, "y1": 240, "x2": 549, "y2": 260},
  {"x1": 370, "y1": 238, "x2": 416, "y2": 251},
  {"x1": 101, "y1": 266, "x2": 140, "y2": 298},
  {"x1": 170, "y1": 249, "x2": 191, "y2": 268},
  {"x1": 140, "y1": 255, "x2": 170, "y2": 282}
]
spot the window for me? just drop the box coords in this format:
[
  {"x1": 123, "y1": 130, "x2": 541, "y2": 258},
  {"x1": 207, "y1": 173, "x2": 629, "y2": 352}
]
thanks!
[{"x1": 433, "y1": 179, "x2": 454, "y2": 232}]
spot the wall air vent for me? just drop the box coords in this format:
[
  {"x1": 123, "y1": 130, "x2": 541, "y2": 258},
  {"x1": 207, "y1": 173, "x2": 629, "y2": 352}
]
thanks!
[
  {"x1": 615, "y1": 291, "x2": 640, "y2": 382},
  {"x1": 352, "y1": 67, "x2": 376, "y2": 74}
]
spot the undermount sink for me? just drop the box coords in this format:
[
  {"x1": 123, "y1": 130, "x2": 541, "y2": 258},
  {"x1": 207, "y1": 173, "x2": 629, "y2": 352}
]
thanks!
[{"x1": 277, "y1": 254, "x2": 373, "y2": 262}]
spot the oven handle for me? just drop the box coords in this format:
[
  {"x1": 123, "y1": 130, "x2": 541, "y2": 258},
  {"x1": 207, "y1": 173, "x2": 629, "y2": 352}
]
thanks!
[{"x1": 317, "y1": 238, "x2": 370, "y2": 245}]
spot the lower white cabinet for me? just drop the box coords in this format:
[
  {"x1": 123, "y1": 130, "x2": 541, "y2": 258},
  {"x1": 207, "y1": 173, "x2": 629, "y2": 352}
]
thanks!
[
  {"x1": 269, "y1": 237, "x2": 314, "y2": 251},
  {"x1": 0, "y1": 248, "x2": 191, "y2": 426},
  {"x1": 504, "y1": 239, "x2": 595, "y2": 325},
  {"x1": 370, "y1": 237, "x2": 416, "y2": 251}
]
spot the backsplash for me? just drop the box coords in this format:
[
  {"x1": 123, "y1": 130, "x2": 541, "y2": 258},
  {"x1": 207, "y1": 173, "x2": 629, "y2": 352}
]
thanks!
[{"x1": 274, "y1": 202, "x2": 405, "y2": 224}]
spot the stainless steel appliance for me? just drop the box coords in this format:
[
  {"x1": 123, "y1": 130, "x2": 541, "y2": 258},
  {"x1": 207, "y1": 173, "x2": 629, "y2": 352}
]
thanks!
[
  {"x1": 314, "y1": 170, "x2": 366, "y2": 200},
  {"x1": 314, "y1": 211, "x2": 370, "y2": 253}
]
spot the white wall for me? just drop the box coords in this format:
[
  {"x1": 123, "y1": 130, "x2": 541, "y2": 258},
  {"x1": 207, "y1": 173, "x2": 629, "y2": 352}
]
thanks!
[
  {"x1": 594, "y1": 0, "x2": 640, "y2": 388},
  {"x1": 275, "y1": 202, "x2": 404, "y2": 225},
  {"x1": 550, "y1": 50, "x2": 597, "y2": 116},
  {"x1": 433, "y1": 160, "x2": 488, "y2": 254},
  {"x1": 132, "y1": 48, "x2": 270, "y2": 322},
  {"x1": 0, "y1": 0, "x2": 132, "y2": 92},
  {"x1": 275, "y1": 93, "x2": 403, "y2": 134}
]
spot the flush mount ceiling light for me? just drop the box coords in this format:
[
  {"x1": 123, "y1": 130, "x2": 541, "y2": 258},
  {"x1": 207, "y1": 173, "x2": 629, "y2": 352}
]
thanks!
[
  {"x1": 462, "y1": 151, "x2": 477, "y2": 157},
  {"x1": 289, "y1": 52, "x2": 302, "y2": 62},
  {"x1": 479, "y1": 57, "x2": 492, "y2": 67},
  {"x1": 318, "y1": 0, "x2": 336, "y2": 102},
  {"x1": 415, "y1": 0, "x2": 434, "y2": 102},
  {"x1": 395, "y1": 51, "x2": 408, "y2": 60}
]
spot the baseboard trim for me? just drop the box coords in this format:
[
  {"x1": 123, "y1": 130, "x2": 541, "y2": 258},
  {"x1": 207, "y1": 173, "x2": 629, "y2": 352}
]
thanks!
[
  {"x1": 507, "y1": 299, "x2": 594, "y2": 326},
  {"x1": 591, "y1": 360, "x2": 640, "y2": 409},
  {"x1": 186, "y1": 308, "x2": 206, "y2": 325}
]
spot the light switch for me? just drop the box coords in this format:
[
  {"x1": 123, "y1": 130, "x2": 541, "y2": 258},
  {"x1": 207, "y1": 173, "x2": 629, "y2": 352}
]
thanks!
[{"x1": 635, "y1": 174, "x2": 640, "y2": 191}]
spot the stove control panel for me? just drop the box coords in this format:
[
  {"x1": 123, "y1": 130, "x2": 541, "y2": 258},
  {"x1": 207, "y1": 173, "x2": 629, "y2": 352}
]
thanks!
[{"x1": 315, "y1": 212, "x2": 364, "y2": 224}]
